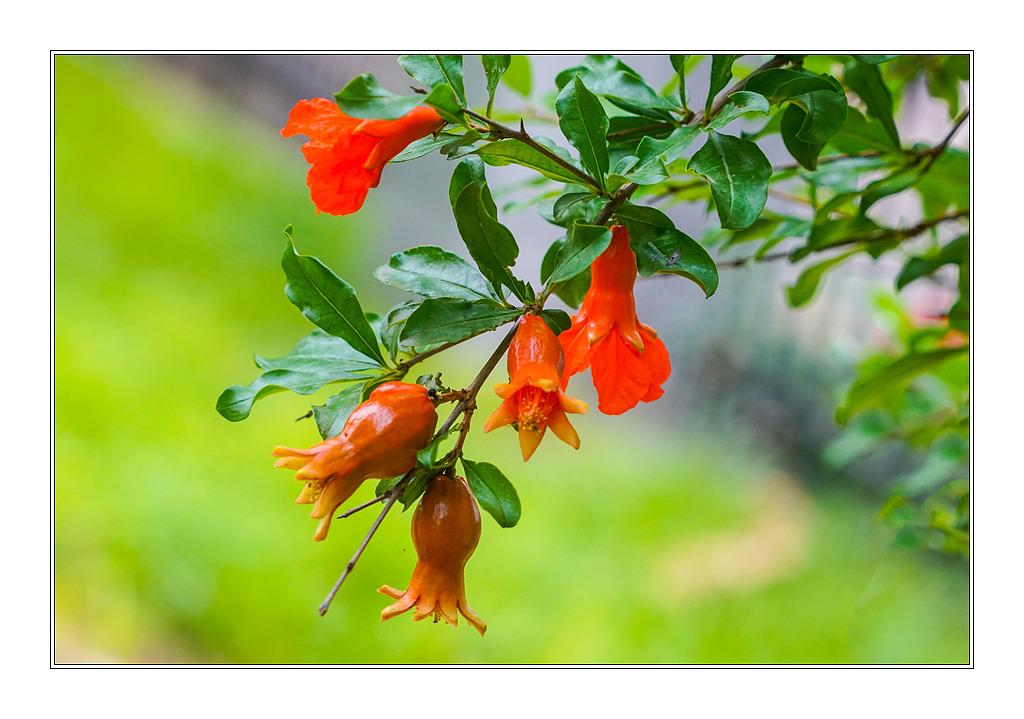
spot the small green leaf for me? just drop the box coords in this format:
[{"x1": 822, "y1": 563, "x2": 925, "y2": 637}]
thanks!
[
  {"x1": 462, "y1": 458, "x2": 521, "y2": 528},
  {"x1": 552, "y1": 191, "x2": 603, "y2": 226},
  {"x1": 482, "y1": 55, "x2": 511, "y2": 112},
  {"x1": 540, "y1": 308, "x2": 572, "y2": 334},
  {"x1": 334, "y1": 73, "x2": 421, "y2": 119},
  {"x1": 400, "y1": 298, "x2": 522, "y2": 346},
  {"x1": 844, "y1": 61, "x2": 900, "y2": 147},
  {"x1": 503, "y1": 55, "x2": 532, "y2": 97},
  {"x1": 780, "y1": 104, "x2": 824, "y2": 170},
  {"x1": 547, "y1": 222, "x2": 613, "y2": 285},
  {"x1": 391, "y1": 133, "x2": 463, "y2": 163},
  {"x1": 837, "y1": 348, "x2": 969, "y2": 424},
  {"x1": 449, "y1": 157, "x2": 493, "y2": 209},
  {"x1": 380, "y1": 301, "x2": 419, "y2": 361},
  {"x1": 744, "y1": 68, "x2": 836, "y2": 104},
  {"x1": 831, "y1": 108, "x2": 901, "y2": 154},
  {"x1": 282, "y1": 236, "x2": 385, "y2": 364},
  {"x1": 615, "y1": 204, "x2": 719, "y2": 297},
  {"x1": 786, "y1": 249, "x2": 861, "y2": 307},
  {"x1": 541, "y1": 238, "x2": 590, "y2": 308},
  {"x1": 896, "y1": 235, "x2": 968, "y2": 289},
  {"x1": 422, "y1": 83, "x2": 464, "y2": 125},
  {"x1": 670, "y1": 54, "x2": 689, "y2": 107},
  {"x1": 453, "y1": 181, "x2": 529, "y2": 301},
  {"x1": 475, "y1": 139, "x2": 584, "y2": 185},
  {"x1": 216, "y1": 331, "x2": 381, "y2": 422},
  {"x1": 555, "y1": 75, "x2": 610, "y2": 188},
  {"x1": 688, "y1": 132, "x2": 771, "y2": 231},
  {"x1": 707, "y1": 91, "x2": 770, "y2": 130},
  {"x1": 312, "y1": 382, "x2": 365, "y2": 439},
  {"x1": 861, "y1": 168, "x2": 921, "y2": 212},
  {"x1": 555, "y1": 56, "x2": 676, "y2": 120},
  {"x1": 705, "y1": 54, "x2": 742, "y2": 113},
  {"x1": 374, "y1": 246, "x2": 497, "y2": 302},
  {"x1": 397, "y1": 55, "x2": 466, "y2": 105}
]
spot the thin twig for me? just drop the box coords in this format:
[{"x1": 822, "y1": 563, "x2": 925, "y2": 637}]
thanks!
[
  {"x1": 920, "y1": 106, "x2": 969, "y2": 172},
  {"x1": 335, "y1": 494, "x2": 387, "y2": 520},
  {"x1": 317, "y1": 321, "x2": 520, "y2": 616},
  {"x1": 716, "y1": 210, "x2": 969, "y2": 269},
  {"x1": 695, "y1": 55, "x2": 790, "y2": 126},
  {"x1": 462, "y1": 108, "x2": 605, "y2": 193}
]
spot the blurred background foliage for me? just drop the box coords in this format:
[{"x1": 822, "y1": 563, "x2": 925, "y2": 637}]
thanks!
[{"x1": 55, "y1": 55, "x2": 968, "y2": 664}]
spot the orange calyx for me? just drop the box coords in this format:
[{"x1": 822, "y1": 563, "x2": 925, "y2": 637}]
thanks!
[
  {"x1": 559, "y1": 225, "x2": 672, "y2": 415},
  {"x1": 484, "y1": 315, "x2": 587, "y2": 461},
  {"x1": 281, "y1": 99, "x2": 444, "y2": 216}
]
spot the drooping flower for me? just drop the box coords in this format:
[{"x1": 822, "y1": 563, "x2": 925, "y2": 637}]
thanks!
[
  {"x1": 379, "y1": 474, "x2": 487, "y2": 636},
  {"x1": 483, "y1": 314, "x2": 588, "y2": 461},
  {"x1": 559, "y1": 225, "x2": 671, "y2": 415},
  {"x1": 280, "y1": 98, "x2": 445, "y2": 216},
  {"x1": 272, "y1": 381, "x2": 438, "y2": 541}
]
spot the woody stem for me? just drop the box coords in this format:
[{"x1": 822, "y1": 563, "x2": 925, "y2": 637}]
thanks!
[{"x1": 317, "y1": 321, "x2": 520, "y2": 617}]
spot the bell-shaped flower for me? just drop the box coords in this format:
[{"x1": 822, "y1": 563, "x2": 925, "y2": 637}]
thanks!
[
  {"x1": 281, "y1": 98, "x2": 444, "y2": 216},
  {"x1": 379, "y1": 474, "x2": 487, "y2": 636},
  {"x1": 483, "y1": 314, "x2": 587, "y2": 461},
  {"x1": 272, "y1": 381, "x2": 438, "y2": 541},
  {"x1": 559, "y1": 225, "x2": 671, "y2": 415}
]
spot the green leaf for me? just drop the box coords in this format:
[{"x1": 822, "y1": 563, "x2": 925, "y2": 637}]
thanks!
[
  {"x1": 853, "y1": 55, "x2": 899, "y2": 64},
  {"x1": 547, "y1": 223, "x2": 613, "y2": 285},
  {"x1": 781, "y1": 104, "x2": 824, "y2": 170},
  {"x1": 688, "y1": 132, "x2": 771, "y2": 231},
  {"x1": 462, "y1": 458, "x2": 521, "y2": 528},
  {"x1": 555, "y1": 56, "x2": 676, "y2": 120},
  {"x1": 786, "y1": 249, "x2": 861, "y2": 307},
  {"x1": 449, "y1": 156, "x2": 494, "y2": 211},
  {"x1": 312, "y1": 382, "x2": 365, "y2": 439},
  {"x1": 281, "y1": 236, "x2": 385, "y2": 364},
  {"x1": 670, "y1": 54, "x2": 689, "y2": 107},
  {"x1": 844, "y1": 61, "x2": 900, "y2": 147},
  {"x1": 216, "y1": 331, "x2": 381, "y2": 422},
  {"x1": 552, "y1": 191, "x2": 603, "y2": 226},
  {"x1": 555, "y1": 75, "x2": 610, "y2": 188},
  {"x1": 615, "y1": 204, "x2": 719, "y2": 297},
  {"x1": 380, "y1": 301, "x2": 419, "y2": 360},
  {"x1": 896, "y1": 235, "x2": 968, "y2": 289},
  {"x1": 482, "y1": 55, "x2": 511, "y2": 112},
  {"x1": 706, "y1": 91, "x2": 770, "y2": 130},
  {"x1": 540, "y1": 308, "x2": 572, "y2": 334},
  {"x1": 452, "y1": 181, "x2": 529, "y2": 301},
  {"x1": 744, "y1": 68, "x2": 836, "y2": 104},
  {"x1": 837, "y1": 348, "x2": 969, "y2": 424},
  {"x1": 397, "y1": 54, "x2": 466, "y2": 105},
  {"x1": 541, "y1": 238, "x2": 590, "y2": 308},
  {"x1": 503, "y1": 55, "x2": 532, "y2": 97},
  {"x1": 374, "y1": 246, "x2": 497, "y2": 302},
  {"x1": 634, "y1": 126, "x2": 700, "y2": 168},
  {"x1": 334, "y1": 73, "x2": 421, "y2": 120},
  {"x1": 475, "y1": 139, "x2": 584, "y2": 185},
  {"x1": 391, "y1": 133, "x2": 463, "y2": 163},
  {"x1": 789, "y1": 84, "x2": 848, "y2": 145},
  {"x1": 831, "y1": 108, "x2": 901, "y2": 154},
  {"x1": 916, "y1": 149, "x2": 969, "y2": 215},
  {"x1": 705, "y1": 54, "x2": 742, "y2": 113},
  {"x1": 861, "y1": 168, "x2": 920, "y2": 212},
  {"x1": 400, "y1": 298, "x2": 522, "y2": 346},
  {"x1": 422, "y1": 83, "x2": 464, "y2": 125}
]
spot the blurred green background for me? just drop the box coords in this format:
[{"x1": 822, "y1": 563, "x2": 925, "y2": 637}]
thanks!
[{"x1": 54, "y1": 55, "x2": 968, "y2": 664}]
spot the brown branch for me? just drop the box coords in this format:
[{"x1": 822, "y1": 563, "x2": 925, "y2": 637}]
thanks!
[
  {"x1": 317, "y1": 321, "x2": 520, "y2": 616},
  {"x1": 920, "y1": 106, "x2": 969, "y2": 172}
]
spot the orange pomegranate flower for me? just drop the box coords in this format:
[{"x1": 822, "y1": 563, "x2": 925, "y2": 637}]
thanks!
[
  {"x1": 280, "y1": 98, "x2": 445, "y2": 216},
  {"x1": 483, "y1": 314, "x2": 588, "y2": 461},
  {"x1": 271, "y1": 381, "x2": 438, "y2": 541},
  {"x1": 379, "y1": 474, "x2": 487, "y2": 636},
  {"x1": 559, "y1": 225, "x2": 671, "y2": 415}
]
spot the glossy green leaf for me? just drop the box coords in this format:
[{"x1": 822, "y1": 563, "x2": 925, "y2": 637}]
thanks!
[
  {"x1": 555, "y1": 75, "x2": 610, "y2": 188},
  {"x1": 540, "y1": 308, "x2": 572, "y2": 334},
  {"x1": 462, "y1": 458, "x2": 521, "y2": 528},
  {"x1": 475, "y1": 139, "x2": 584, "y2": 185},
  {"x1": 422, "y1": 83, "x2": 464, "y2": 125},
  {"x1": 482, "y1": 55, "x2": 511, "y2": 112},
  {"x1": 837, "y1": 348, "x2": 969, "y2": 424},
  {"x1": 844, "y1": 61, "x2": 899, "y2": 147},
  {"x1": 634, "y1": 126, "x2": 700, "y2": 169},
  {"x1": 391, "y1": 133, "x2": 463, "y2": 163},
  {"x1": 552, "y1": 192, "x2": 603, "y2": 226},
  {"x1": 707, "y1": 91, "x2": 770, "y2": 130},
  {"x1": 831, "y1": 108, "x2": 901, "y2": 153},
  {"x1": 896, "y1": 235, "x2": 968, "y2": 289},
  {"x1": 786, "y1": 249, "x2": 861, "y2": 307},
  {"x1": 282, "y1": 236, "x2": 385, "y2": 364},
  {"x1": 216, "y1": 331, "x2": 381, "y2": 422},
  {"x1": 380, "y1": 301, "x2": 419, "y2": 361},
  {"x1": 334, "y1": 73, "x2": 421, "y2": 120},
  {"x1": 374, "y1": 246, "x2": 496, "y2": 302},
  {"x1": 781, "y1": 104, "x2": 824, "y2": 170},
  {"x1": 688, "y1": 132, "x2": 771, "y2": 230},
  {"x1": 503, "y1": 55, "x2": 532, "y2": 97},
  {"x1": 670, "y1": 54, "x2": 688, "y2": 106},
  {"x1": 400, "y1": 298, "x2": 522, "y2": 346},
  {"x1": 917, "y1": 149, "x2": 969, "y2": 215},
  {"x1": 705, "y1": 54, "x2": 742, "y2": 113},
  {"x1": 555, "y1": 55, "x2": 676, "y2": 119},
  {"x1": 312, "y1": 382, "x2": 365, "y2": 439},
  {"x1": 547, "y1": 223, "x2": 613, "y2": 285},
  {"x1": 789, "y1": 85, "x2": 848, "y2": 145},
  {"x1": 744, "y1": 68, "x2": 836, "y2": 104},
  {"x1": 540, "y1": 238, "x2": 590, "y2": 308},
  {"x1": 615, "y1": 204, "x2": 719, "y2": 297},
  {"x1": 397, "y1": 54, "x2": 466, "y2": 105},
  {"x1": 452, "y1": 181, "x2": 529, "y2": 301},
  {"x1": 449, "y1": 156, "x2": 494, "y2": 210},
  {"x1": 861, "y1": 168, "x2": 920, "y2": 212}
]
